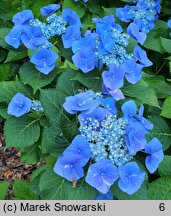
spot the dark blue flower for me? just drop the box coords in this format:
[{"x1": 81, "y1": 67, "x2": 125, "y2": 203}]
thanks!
[
  {"x1": 122, "y1": 59, "x2": 143, "y2": 84},
  {"x1": 72, "y1": 34, "x2": 96, "y2": 53},
  {"x1": 102, "y1": 83, "x2": 125, "y2": 101},
  {"x1": 62, "y1": 9, "x2": 81, "y2": 27},
  {"x1": 102, "y1": 64, "x2": 125, "y2": 90},
  {"x1": 63, "y1": 91, "x2": 99, "y2": 115},
  {"x1": 7, "y1": 93, "x2": 32, "y2": 117},
  {"x1": 5, "y1": 25, "x2": 23, "y2": 49},
  {"x1": 134, "y1": 45, "x2": 153, "y2": 67},
  {"x1": 121, "y1": 100, "x2": 137, "y2": 121},
  {"x1": 116, "y1": 6, "x2": 135, "y2": 22},
  {"x1": 21, "y1": 26, "x2": 47, "y2": 50},
  {"x1": 78, "y1": 107, "x2": 110, "y2": 124},
  {"x1": 136, "y1": 105, "x2": 154, "y2": 130},
  {"x1": 72, "y1": 47, "x2": 96, "y2": 73},
  {"x1": 127, "y1": 23, "x2": 147, "y2": 45},
  {"x1": 145, "y1": 138, "x2": 164, "y2": 174},
  {"x1": 12, "y1": 10, "x2": 34, "y2": 25},
  {"x1": 95, "y1": 191, "x2": 113, "y2": 200},
  {"x1": 99, "y1": 97, "x2": 117, "y2": 114},
  {"x1": 168, "y1": 20, "x2": 171, "y2": 28},
  {"x1": 118, "y1": 162, "x2": 145, "y2": 195},
  {"x1": 62, "y1": 25, "x2": 81, "y2": 48},
  {"x1": 54, "y1": 154, "x2": 84, "y2": 181},
  {"x1": 40, "y1": 4, "x2": 60, "y2": 16},
  {"x1": 85, "y1": 159, "x2": 119, "y2": 194},
  {"x1": 125, "y1": 124, "x2": 147, "y2": 155},
  {"x1": 64, "y1": 135, "x2": 90, "y2": 166},
  {"x1": 30, "y1": 49, "x2": 58, "y2": 74}
]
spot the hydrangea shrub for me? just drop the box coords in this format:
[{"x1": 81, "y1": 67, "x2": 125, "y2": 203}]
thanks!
[{"x1": 0, "y1": 0, "x2": 171, "y2": 200}]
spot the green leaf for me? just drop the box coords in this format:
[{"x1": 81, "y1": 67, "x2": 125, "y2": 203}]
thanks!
[
  {"x1": 160, "y1": 37, "x2": 171, "y2": 53},
  {"x1": 56, "y1": 68, "x2": 81, "y2": 96},
  {"x1": 0, "y1": 81, "x2": 18, "y2": 103},
  {"x1": 13, "y1": 180, "x2": 39, "y2": 200},
  {"x1": 42, "y1": 122, "x2": 69, "y2": 156},
  {"x1": 149, "y1": 116, "x2": 171, "y2": 151},
  {"x1": 40, "y1": 89, "x2": 66, "y2": 123},
  {"x1": 145, "y1": 77, "x2": 171, "y2": 98},
  {"x1": 122, "y1": 79, "x2": 159, "y2": 107},
  {"x1": 21, "y1": 144, "x2": 41, "y2": 165},
  {"x1": 39, "y1": 168, "x2": 97, "y2": 200},
  {"x1": 5, "y1": 50, "x2": 27, "y2": 63},
  {"x1": 111, "y1": 182, "x2": 148, "y2": 200},
  {"x1": 0, "y1": 181, "x2": 9, "y2": 200},
  {"x1": 72, "y1": 70, "x2": 102, "y2": 92},
  {"x1": 19, "y1": 62, "x2": 58, "y2": 94},
  {"x1": 0, "y1": 64, "x2": 10, "y2": 81},
  {"x1": 148, "y1": 177, "x2": 171, "y2": 199},
  {"x1": 62, "y1": 0, "x2": 85, "y2": 18},
  {"x1": 4, "y1": 116, "x2": 40, "y2": 149},
  {"x1": 158, "y1": 156, "x2": 171, "y2": 177},
  {"x1": 87, "y1": 0, "x2": 103, "y2": 15},
  {"x1": 161, "y1": 96, "x2": 171, "y2": 119}
]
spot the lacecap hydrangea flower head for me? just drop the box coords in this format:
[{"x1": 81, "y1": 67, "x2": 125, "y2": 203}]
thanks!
[
  {"x1": 54, "y1": 90, "x2": 164, "y2": 195},
  {"x1": 5, "y1": 4, "x2": 82, "y2": 74}
]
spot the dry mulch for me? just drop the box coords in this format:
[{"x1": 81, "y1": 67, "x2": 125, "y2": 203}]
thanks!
[{"x1": 0, "y1": 122, "x2": 44, "y2": 199}]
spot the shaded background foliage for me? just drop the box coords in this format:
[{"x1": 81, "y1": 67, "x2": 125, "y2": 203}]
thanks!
[{"x1": 0, "y1": 0, "x2": 171, "y2": 200}]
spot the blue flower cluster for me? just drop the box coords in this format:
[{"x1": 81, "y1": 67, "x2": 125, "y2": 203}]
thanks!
[
  {"x1": 102, "y1": 45, "x2": 152, "y2": 100},
  {"x1": 54, "y1": 91, "x2": 164, "y2": 195},
  {"x1": 5, "y1": 5, "x2": 82, "y2": 74},
  {"x1": 116, "y1": 0, "x2": 161, "y2": 43},
  {"x1": 7, "y1": 93, "x2": 43, "y2": 117}
]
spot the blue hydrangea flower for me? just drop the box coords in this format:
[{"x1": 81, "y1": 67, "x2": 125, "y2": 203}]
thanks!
[
  {"x1": 21, "y1": 26, "x2": 47, "y2": 50},
  {"x1": 40, "y1": 4, "x2": 60, "y2": 16},
  {"x1": 12, "y1": 10, "x2": 34, "y2": 25},
  {"x1": 72, "y1": 48, "x2": 96, "y2": 73},
  {"x1": 118, "y1": 162, "x2": 145, "y2": 195},
  {"x1": 145, "y1": 138, "x2": 164, "y2": 174},
  {"x1": 116, "y1": 0, "x2": 161, "y2": 34},
  {"x1": 95, "y1": 191, "x2": 113, "y2": 200},
  {"x1": 62, "y1": 9, "x2": 81, "y2": 28},
  {"x1": 102, "y1": 84, "x2": 125, "y2": 101},
  {"x1": 121, "y1": 100, "x2": 137, "y2": 121},
  {"x1": 122, "y1": 59, "x2": 143, "y2": 84},
  {"x1": 54, "y1": 154, "x2": 84, "y2": 181},
  {"x1": 99, "y1": 97, "x2": 117, "y2": 114},
  {"x1": 62, "y1": 25, "x2": 81, "y2": 48},
  {"x1": 7, "y1": 93, "x2": 32, "y2": 117},
  {"x1": 74, "y1": 0, "x2": 88, "y2": 2},
  {"x1": 5, "y1": 25, "x2": 23, "y2": 49},
  {"x1": 30, "y1": 49, "x2": 58, "y2": 74},
  {"x1": 63, "y1": 91, "x2": 99, "y2": 114},
  {"x1": 31, "y1": 100, "x2": 43, "y2": 112},
  {"x1": 125, "y1": 124, "x2": 147, "y2": 155},
  {"x1": 127, "y1": 23, "x2": 147, "y2": 45},
  {"x1": 168, "y1": 20, "x2": 171, "y2": 28},
  {"x1": 102, "y1": 64, "x2": 125, "y2": 90},
  {"x1": 85, "y1": 159, "x2": 119, "y2": 194},
  {"x1": 134, "y1": 45, "x2": 153, "y2": 67},
  {"x1": 64, "y1": 135, "x2": 90, "y2": 166}
]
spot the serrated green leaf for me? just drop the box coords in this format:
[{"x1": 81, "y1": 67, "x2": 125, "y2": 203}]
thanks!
[
  {"x1": 21, "y1": 144, "x2": 41, "y2": 165},
  {"x1": 4, "y1": 116, "x2": 40, "y2": 149},
  {"x1": 5, "y1": 50, "x2": 27, "y2": 63},
  {"x1": 160, "y1": 37, "x2": 171, "y2": 53},
  {"x1": 122, "y1": 79, "x2": 159, "y2": 107},
  {"x1": 158, "y1": 156, "x2": 171, "y2": 177},
  {"x1": 19, "y1": 62, "x2": 58, "y2": 94},
  {"x1": 13, "y1": 180, "x2": 39, "y2": 200},
  {"x1": 0, "y1": 181, "x2": 9, "y2": 200},
  {"x1": 72, "y1": 70, "x2": 102, "y2": 92},
  {"x1": 148, "y1": 177, "x2": 171, "y2": 199},
  {"x1": 161, "y1": 96, "x2": 171, "y2": 119},
  {"x1": 150, "y1": 116, "x2": 171, "y2": 150},
  {"x1": 39, "y1": 168, "x2": 97, "y2": 200}
]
